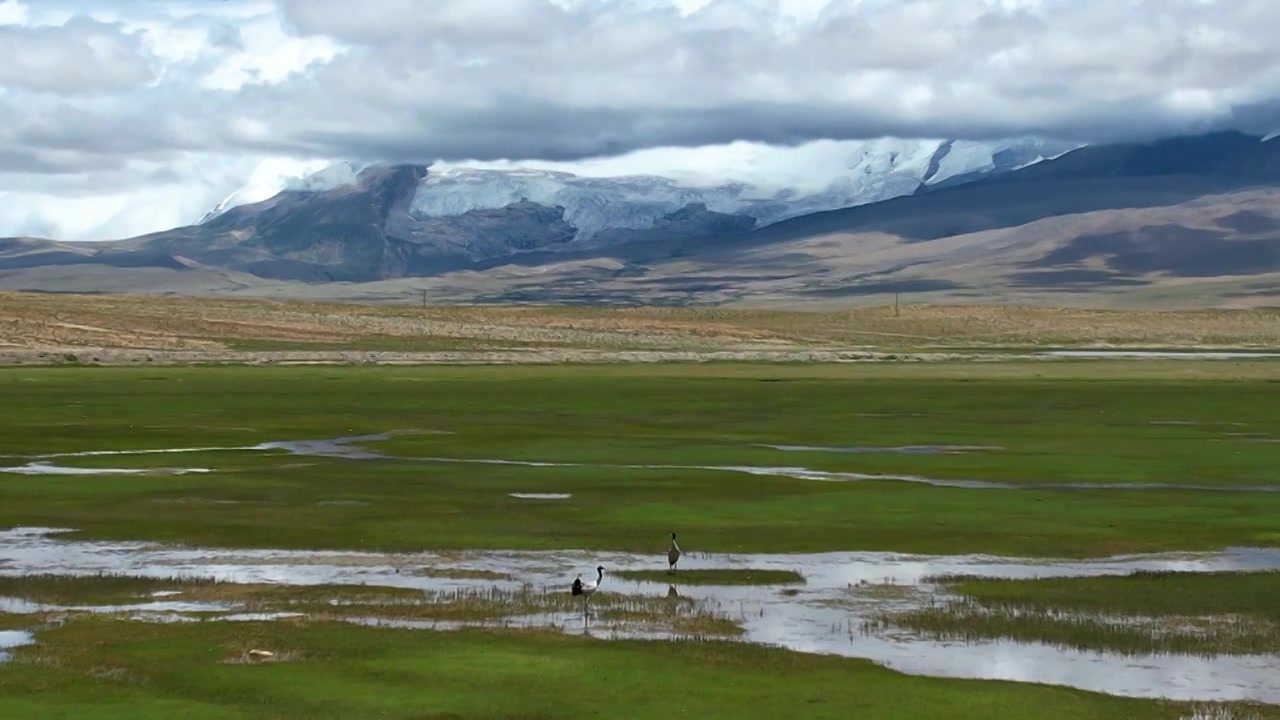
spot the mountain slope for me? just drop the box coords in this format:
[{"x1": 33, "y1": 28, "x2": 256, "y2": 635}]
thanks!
[
  {"x1": 0, "y1": 137, "x2": 1063, "y2": 282},
  {"x1": 754, "y1": 131, "x2": 1280, "y2": 247},
  {"x1": 1, "y1": 131, "x2": 1278, "y2": 308}
]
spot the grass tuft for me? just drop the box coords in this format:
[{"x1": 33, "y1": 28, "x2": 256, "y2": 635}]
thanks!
[{"x1": 868, "y1": 570, "x2": 1280, "y2": 656}]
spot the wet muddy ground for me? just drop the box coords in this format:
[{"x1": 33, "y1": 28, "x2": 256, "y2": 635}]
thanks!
[{"x1": 1, "y1": 526, "x2": 1279, "y2": 703}]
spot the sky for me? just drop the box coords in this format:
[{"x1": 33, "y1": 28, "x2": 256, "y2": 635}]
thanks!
[{"x1": 1, "y1": 0, "x2": 1278, "y2": 242}]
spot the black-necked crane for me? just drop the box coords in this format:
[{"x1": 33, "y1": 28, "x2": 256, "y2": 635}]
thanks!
[
  {"x1": 571, "y1": 565, "x2": 605, "y2": 615},
  {"x1": 668, "y1": 532, "x2": 682, "y2": 573}
]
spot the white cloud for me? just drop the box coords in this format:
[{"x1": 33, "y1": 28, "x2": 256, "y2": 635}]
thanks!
[
  {"x1": 0, "y1": 0, "x2": 29, "y2": 26},
  {"x1": 0, "y1": 0, "x2": 1278, "y2": 241},
  {"x1": 0, "y1": 15, "x2": 156, "y2": 94}
]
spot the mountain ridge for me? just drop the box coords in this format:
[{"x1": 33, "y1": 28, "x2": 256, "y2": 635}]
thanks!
[{"x1": 2, "y1": 131, "x2": 1279, "y2": 308}]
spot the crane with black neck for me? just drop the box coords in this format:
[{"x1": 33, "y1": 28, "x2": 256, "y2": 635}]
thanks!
[{"x1": 571, "y1": 565, "x2": 605, "y2": 615}]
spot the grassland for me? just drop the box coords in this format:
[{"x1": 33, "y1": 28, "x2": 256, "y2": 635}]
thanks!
[
  {"x1": 3, "y1": 364, "x2": 1280, "y2": 557},
  {"x1": 0, "y1": 616, "x2": 1269, "y2": 720},
  {"x1": 868, "y1": 571, "x2": 1280, "y2": 656},
  {"x1": 1, "y1": 343, "x2": 1279, "y2": 713},
  {"x1": 3, "y1": 291, "x2": 1280, "y2": 363}
]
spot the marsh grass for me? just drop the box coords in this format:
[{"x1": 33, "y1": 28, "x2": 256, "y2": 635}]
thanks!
[
  {"x1": 831, "y1": 581, "x2": 924, "y2": 604},
  {"x1": 258, "y1": 584, "x2": 744, "y2": 637},
  {"x1": 0, "y1": 574, "x2": 744, "y2": 638},
  {"x1": 925, "y1": 570, "x2": 1280, "y2": 621},
  {"x1": 869, "y1": 571, "x2": 1280, "y2": 656},
  {"x1": 865, "y1": 600, "x2": 1280, "y2": 657},
  {"x1": 0, "y1": 572, "x2": 426, "y2": 607},
  {"x1": 0, "y1": 572, "x2": 229, "y2": 605},
  {"x1": 1182, "y1": 705, "x2": 1270, "y2": 720},
  {"x1": 0, "y1": 614, "x2": 30, "y2": 631},
  {"x1": 614, "y1": 569, "x2": 805, "y2": 586}
]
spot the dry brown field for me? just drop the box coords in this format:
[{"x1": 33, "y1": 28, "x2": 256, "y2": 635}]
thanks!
[{"x1": 1, "y1": 291, "x2": 1279, "y2": 368}]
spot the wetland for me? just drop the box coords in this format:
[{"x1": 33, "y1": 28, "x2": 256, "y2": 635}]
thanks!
[{"x1": 2, "y1": 363, "x2": 1280, "y2": 718}]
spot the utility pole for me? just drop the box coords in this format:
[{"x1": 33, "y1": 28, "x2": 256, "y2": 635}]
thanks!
[
  {"x1": 422, "y1": 289, "x2": 427, "y2": 309},
  {"x1": 894, "y1": 292, "x2": 900, "y2": 317}
]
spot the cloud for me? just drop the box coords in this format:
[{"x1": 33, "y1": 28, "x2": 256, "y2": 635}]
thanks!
[
  {"x1": 0, "y1": 14, "x2": 157, "y2": 95},
  {"x1": 261, "y1": 0, "x2": 1280, "y2": 157},
  {"x1": 0, "y1": 0, "x2": 28, "y2": 26},
  {"x1": 1, "y1": 0, "x2": 1279, "y2": 241},
  {"x1": 93, "y1": 0, "x2": 1266, "y2": 175}
]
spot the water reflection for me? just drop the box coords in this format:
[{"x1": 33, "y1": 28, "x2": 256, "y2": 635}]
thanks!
[
  {"x1": 0, "y1": 527, "x2": 1278, "y2": 702},
  {"x1": 0, "y1": 629, "x2": 34, "y2": 664}
]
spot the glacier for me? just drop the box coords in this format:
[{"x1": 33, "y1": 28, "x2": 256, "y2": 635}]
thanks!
[
  {"x1": 409, "y1": 136, "x2": 1073, "y2": 240},
  {"x1": 198, "y1": 136, "x2": 1080, "y2": 240}
]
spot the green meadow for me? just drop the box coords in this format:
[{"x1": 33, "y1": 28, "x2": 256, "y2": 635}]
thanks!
[{"x1": 1, "y1": 364, "x2": 1279, "y2": 557}]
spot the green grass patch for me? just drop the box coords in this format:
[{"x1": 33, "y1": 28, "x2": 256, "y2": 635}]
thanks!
[
  {"x1": 0, "y1": 616, "x2": 1261, "y2": 719},
  {"x1": 615, "y1": 569, "x2": 805, "y2": 586},
  {"x1": 8, "y1": 457, "x2": 1280, "y2": 557},
  {"x1": 936, "y1": 570, "x2": 1280, "y2": 621},
  {"x1": 868, "y1": 570, "x2": 1280, "y2": 656},
  {"x1": 0, "y1": 573, "x2": 423, "y2": 607},
  {"x1": 4, "y1": 366, "x2": 1280, "y2": 557},
  {"x1": 0, "y1": 614, "x2": 29, "y2": 631}
]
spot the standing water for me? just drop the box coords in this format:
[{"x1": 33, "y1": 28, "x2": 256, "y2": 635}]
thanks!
[{"x1": 0, "y1": 527, "x2": 1278, "y2": 702}]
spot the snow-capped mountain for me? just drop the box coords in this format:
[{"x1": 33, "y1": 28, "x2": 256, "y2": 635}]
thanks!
[
  {"x1": 198, "y1": 161, "x2": 368, "y2": 225},
  {"x1": 9, "y1": 130, "x2": 1278, "y2": 295},
  {"x1": 197, "y1": 137, "x2": 1079, "y2": 240}
]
